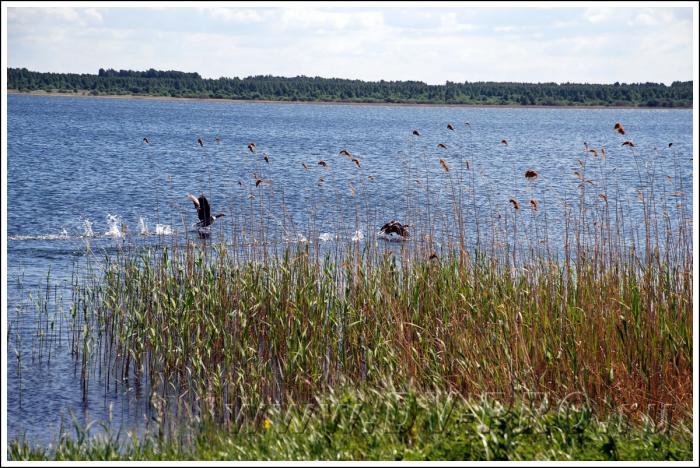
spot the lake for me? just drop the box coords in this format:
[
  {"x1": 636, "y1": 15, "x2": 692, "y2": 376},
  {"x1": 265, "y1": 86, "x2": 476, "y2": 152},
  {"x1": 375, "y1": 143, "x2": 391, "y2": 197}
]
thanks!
[{"x1": 5, "y1": 94, "x2": 693, "y2": 445}]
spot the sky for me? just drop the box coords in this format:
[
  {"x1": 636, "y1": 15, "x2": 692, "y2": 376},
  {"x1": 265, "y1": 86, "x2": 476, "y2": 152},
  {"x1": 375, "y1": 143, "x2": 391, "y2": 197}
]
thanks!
[{"x1": 3, "y1": 2, "x2": 697, "y2": 85}]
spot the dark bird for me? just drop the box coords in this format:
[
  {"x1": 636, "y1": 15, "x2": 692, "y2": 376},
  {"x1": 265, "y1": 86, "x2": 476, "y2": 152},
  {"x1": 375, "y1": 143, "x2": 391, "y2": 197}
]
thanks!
[
  {"x1": 352, "y1": 158, "x2": 361, "y2": 168},
  {"x1": 187, "y1": 193, "x2": 224, "y2": 228},
  {"x1": 509, "y1": 199, "x2": 520, "y2": 210},
  {"x1": 447, "y1": 123, "x2": 455, "y2": 131},
  {"x1": 668, "y1": 143, "x2": 673, "y2": 148},
  {"x1": 589, "y1": 149, "x2": 598, "y2": 157},
  {"x1": 622, "y1": 141, "x2": 635, "y2": 147},
  {"x1": 524, "y1": 170, "x2": 539, "y2": 179},
  {"x1": 412, "y1": 130, "x2": 421, "y2": 136},
  {"x1": 439, "y1": 159, "x2": 449, "y2": 172},
  {"x1": 530, "y1": 199, "x2": 539, "y2": 211},
  {"x1": 215, "y1": 136, "x2": 221, "y2": 144},
  {"x1": 256, "y1": 178, "x2": 263, "y2": 187},
  {"x1": 614, "y1": 122, "x2": 625, "y2": 135},
  {"x1": 379, "y1": 220, "x2": 411, "y2": 239},
  {"x1": 429, "y1": 252, "x2": 439, "y2": 261},
  {"x1": 247, "y1": 142, "x2": 256, "y2": 153},
  {"x1": 465, "y1": 122, "x2": 471, "y2": 128},
  {"x1": 339, "y1": 149, "x2": 352, "y2": 157},
  {"x1": 143, "y1": 137, "x2": 150, "y2": 144},
  {"x1": 197, "y1": 138, "x2": 204, "y2": 147},
  {"x1": 263, "y1": 154, "x2": 270, "y2": 164},
  {"x1": 500, "y1": 139, "x2": 508, "y2": 146},
  {"x1": 318, "y1": 160, "x2": 328, "y2": 167},
  {"x1": 437, "y1": 143, "x2": 447, "y2": 149}
]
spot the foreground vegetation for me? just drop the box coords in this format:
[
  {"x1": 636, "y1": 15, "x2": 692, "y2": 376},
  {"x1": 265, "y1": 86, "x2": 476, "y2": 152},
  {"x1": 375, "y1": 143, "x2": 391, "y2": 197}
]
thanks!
[
  {"x1": 9, "y1": 389, "x2": 692, "y2": 461},
  {"x1": 8, "y1": 118, "x2": 693, "y2": 460},
  {"x1": 8, "y1": 67, "x2": 693, "y2": 107}
]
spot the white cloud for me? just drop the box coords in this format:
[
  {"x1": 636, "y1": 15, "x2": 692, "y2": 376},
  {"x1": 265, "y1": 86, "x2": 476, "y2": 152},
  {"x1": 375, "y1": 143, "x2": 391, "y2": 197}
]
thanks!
[
  {"x1": 204, "y1": 8, "x2": 264, "y2": 23},
  {"x1": 583, "y1": 7, "x2": 615, "y2": 24}
]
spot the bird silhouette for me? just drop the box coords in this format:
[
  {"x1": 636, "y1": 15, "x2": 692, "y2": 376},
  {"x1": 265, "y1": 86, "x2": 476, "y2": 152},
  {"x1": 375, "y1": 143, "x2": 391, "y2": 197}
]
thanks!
[
  {"x1": 439, "y1": 159, "x2": 449, "y2": 172},
  {"x1": 352, "y1": 158, "x2": 361, "y2": 168},
  {"x1": 525, "y1": 170, "x2": 539, "y2": 179},
  {"x1": 379, "y1": 220, "x2": 411, "y2": 239},
  {"x1": 614, "y1": 122, "x2": 625, "y2": 135},
  {"x1": 187, "y1": 193, "x2": 224, "y2": 228},
  {"x1": 509, "y1": 199, "x2": 520, "y2": 210},
  {"x1": 622, "y1": 141, "x2": 635, "y2": 147},
  {"x1": 143, "y1": 137, "x2": 150, "y2": 144},
  {"x1": 437, "y1": 143, "x2": 447, "y2": 149},
  {"x1": 318, "y1": 160, "x2": 328, "y2": 167},
  {"x1": 500, "y1": 139, "x2": 508, "y2": 146},
  {"x1": 248, "y1": 143, "x2": 256, "y2": 153},
  {"x1": 263, "y1": 154, "x2": 269, "y2": 164},
  {"x1": 447, "y1": 123, "x2": 455, "y2": 131},
  {"x1": 412, "y1": 130, "x2": 420, "y2": 136},
  {"x1": 197, "y1": 138, "x2": 204, "y2": 147},
  {"x1": 339, "y1": 149, "x2": 352, "y2": 157}
]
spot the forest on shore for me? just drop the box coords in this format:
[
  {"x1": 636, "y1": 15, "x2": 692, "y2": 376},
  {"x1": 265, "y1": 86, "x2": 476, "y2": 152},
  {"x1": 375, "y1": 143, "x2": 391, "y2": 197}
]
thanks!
[{"x1": 8, "y1": 67, "x2": 693, "y2": 107}]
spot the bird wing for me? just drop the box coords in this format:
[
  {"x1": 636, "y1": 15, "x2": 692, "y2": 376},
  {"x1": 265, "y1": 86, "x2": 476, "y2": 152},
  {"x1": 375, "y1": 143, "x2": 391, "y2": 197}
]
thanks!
[
  {"x1": 199, "y1": 196, "x2": 211, "y2": 224},
  {"x1": 187, "y1": 193, "x2": 200, "y2": 208}
]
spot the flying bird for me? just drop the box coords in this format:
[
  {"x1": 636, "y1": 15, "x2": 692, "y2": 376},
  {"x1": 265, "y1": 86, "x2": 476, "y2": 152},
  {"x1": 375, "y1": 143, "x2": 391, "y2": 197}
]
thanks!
[
  {"x1": 143, "y1": 137, "x2": 150, "y2": 144},
  {"x1": 379, "y1": 220, "x2": 411, "y2": 239},
  {"x1": 437, "y1": 143, "x2": 447, "y2": 149},
  {"x1": 464, "y1": 122, "x2": 471, "y2": 128},
  {"x1": 447, "y1": 123, "x2": 455, "y2": 131},
  {"x1": 197, "y1": 138, "x2": 204, "y2": 147},
  {"x1": 500, "y1": 139, "x2": 508, "y2": 146},
  {"x1": 622, "y1": 141, "x2": 635, "y2": 147},
  {"x1": 525, "y1": 170, "x2": 539, "y2": 179},
  {"x1": 589, "y1": 149, "x2": 598, "y2": 157},
  {"x1": 302, "y1": 163, "x2": 309, "y2": 171},
  {"x1": 187, "y1": 193, "x2": 224, "y2": 228},
  {"x1": 509, "y1": 199, "x2": 520, "y2": 210},
  {"x1": 318, "y1": 160, "x2": 328, "y2": 167},
  {"x1": 668, "y1": 143, "x2": 673, "y2": 148},
  {"x1": 339, "y1": 149, "x2": 352, "y2": 157},
  {"x1": 439, "y1": 159, "x2": 449, "y2": 172},
  {"x1": 263, "y1": 154, "x2": 269, "y2": 164},
  {"x1": 247, "y1": 142, "x2": 256, "y2": 153},
  {"x1": 412, "y1": 130, "x2": 421, "y2": 136},
  {"x1": 530, "y1": 199, "x2": 539, "y2": 211},
  {"x1": 215, "y1": 136, "x2": 221, "y2": 144},
  {"x1": 614, "y1": 122, "x2": 625, "y2": 135},
  {"x1": 352, "y1": 158, "x2": 361, "y2": 168}
]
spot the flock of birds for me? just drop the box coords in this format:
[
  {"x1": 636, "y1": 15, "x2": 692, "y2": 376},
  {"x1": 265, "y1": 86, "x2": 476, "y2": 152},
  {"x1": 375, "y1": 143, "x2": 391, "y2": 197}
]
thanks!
[{"x1": 141, "y1": 120, "x2": 643, "y2": 242}]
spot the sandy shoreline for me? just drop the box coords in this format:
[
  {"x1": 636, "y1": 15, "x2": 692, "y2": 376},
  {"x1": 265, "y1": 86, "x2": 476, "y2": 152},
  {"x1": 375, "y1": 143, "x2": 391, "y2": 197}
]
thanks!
[{"x1": 6, "y1": 89, "x2": 689, "y2": 110}]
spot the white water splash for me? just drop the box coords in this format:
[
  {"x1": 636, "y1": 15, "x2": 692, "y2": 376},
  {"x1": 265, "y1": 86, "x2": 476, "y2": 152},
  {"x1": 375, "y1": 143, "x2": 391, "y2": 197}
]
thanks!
[
  {"x1": 155, "y1": 224, "x2": 172, "y2": 235},
  {"x1": 319, "y1": 232, "x2": 335, "y2": 242},
  {"x1": 285, "y1": 232, "x2": 308, "y2": 243},
  {"x1": 351, "y1": 230, "x2": 365, "y2": 242},
  {"x1": 104, "y1": 214, "x2": 123, "y2": 238},
  {"x1": 60, "y1": 228, "x2": 69, "y2": 239},
  {"x1": 82, "y1": 219, "x2": 94, "y2": 237},
  {"x1": 138, "y1": 217, "x2": 149, "y2": 235}
]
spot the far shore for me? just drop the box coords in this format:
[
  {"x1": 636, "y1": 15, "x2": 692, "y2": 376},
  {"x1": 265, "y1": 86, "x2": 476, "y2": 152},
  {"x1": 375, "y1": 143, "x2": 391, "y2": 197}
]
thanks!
[{"x1": 6, "y1": 89, "x2": 690, "y2": 110}]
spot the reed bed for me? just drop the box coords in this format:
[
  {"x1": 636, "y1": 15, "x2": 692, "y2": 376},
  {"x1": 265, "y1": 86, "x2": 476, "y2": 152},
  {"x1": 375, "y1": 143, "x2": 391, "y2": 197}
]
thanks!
[{"x1": 10, "y1": 120, "x2": 693, "y2": 459}]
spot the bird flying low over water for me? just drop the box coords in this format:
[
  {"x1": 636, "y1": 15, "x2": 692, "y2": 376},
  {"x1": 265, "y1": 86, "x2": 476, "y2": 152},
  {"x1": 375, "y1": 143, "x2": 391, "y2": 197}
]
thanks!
[
  {"x1": 143, "y1": 137, "x2": 150, "y2": 144},
  {"x1": 215, "y1": 136, "x2": 221, "y2": 144},
  {"x1": 447, "y1": 123, "x2": 455, "y2": 131},
  {"x1": 437, "y1": 143, "x2": 447, "y2": 149},
  {"x1": 412, "y1": 130, "x2": 421, "y2": 136},
  {"x1": 668, "y1": 143, "x2": 673, "y2": 148},
  {"x1": 379, "y1": 220, "x2": 411, "y2": 240},
  {"x1": 525, "y1": 170, "x2": 539, "y2": 179},
  {"x1": 622, "y1": 141, "x2": 635, "y2": 147},
  {"x1": 248, "y1": 142, "x2": 256, "y2": 153},
  {"x1": 187, "y1": 193, "x2": 225, "y2": 228},
  {"x1": 197, "y1": 138, "x2": 204, "y2": 147},
  {"x1": 465, "y1": 122, "x2": 471, "y2": 128},
  {"x1": 500, "y1": 139, "x2": 508, "y2": 146},
  {"x1": 352, "y1": 158, "x2": 361, "y2": 168},
  {"x1": 263, "y1": 154, "x2": 270, "y2": 163},
  {"x1": 318, "y1": 160, "x2": 328, "y2": 167},
  {"x1": 614, "y1": 122, "x2": 625, "y2": 135},
  {"x1": 339, "y1": 149, "x2": 352, "y2": 157}
]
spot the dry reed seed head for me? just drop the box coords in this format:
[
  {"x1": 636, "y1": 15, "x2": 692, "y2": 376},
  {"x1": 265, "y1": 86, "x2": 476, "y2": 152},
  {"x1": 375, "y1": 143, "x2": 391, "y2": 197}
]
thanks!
[
  {"x1": 515, "y1": 311, "x2": 522, "y2": 324},
  {"x1": 447, "y1": 123, "x2": 455, "y2": 131},
  {"x1": 509, "y1": 198, "x2": 520, "y2": 210},
  {"x1": 574, "y1": 171, "x2": 583, "y2": 180},
  {"x1": 622, "y1": 141, "x2": 635, "y2": 147},
  {"x1": 589, "y1": 149, "x2": 598, "y2": 157},
  {"x1": 412, "y1": 129, "x2": 421, "y2": 136},
  {"x1": 601, "y1": 147, "x2": 606, "y2": 158},
  {"x1": 524, "y1": 170, "x2": 539, "y2": 179},
  {"x1": 437, "y1": 143, "x2": 447, "y2": 149},
  {"x1": 465, "y1": 160, "x2": 470, "y2": 170},
  {"x1": 500, "y1": 139, "x2": 508, "y2": 146},
  {"x1": 439, "y1": 159, "x2": 449, "y2": 172},
  {"x1": 349, "y1": 182, "x2": 356, "y2": 197},
  {"x1": 599, "y1": 193, "x2": 608, "y2": 202},
  {"x1": 637, "y1": 190, "x2": 644, "y2": 202},
  {"x1": 671, "y1": 191, "x2": 685, "y2": 196},
  {"x1": 429, "y1": 252, "x2": 439, "y2": 261},
  {"x1": 352, "y1": 158, "x2": 361, "y2": 168},
  {"x1": 530, "y1": 199, "x2": 538, "y2": 210}
]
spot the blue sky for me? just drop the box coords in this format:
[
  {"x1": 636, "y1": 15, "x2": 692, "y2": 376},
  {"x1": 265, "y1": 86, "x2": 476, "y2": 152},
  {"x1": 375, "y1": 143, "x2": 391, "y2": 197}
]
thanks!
[{"x1": 4, "y1": 3, "x2": 696, "y2": 85}]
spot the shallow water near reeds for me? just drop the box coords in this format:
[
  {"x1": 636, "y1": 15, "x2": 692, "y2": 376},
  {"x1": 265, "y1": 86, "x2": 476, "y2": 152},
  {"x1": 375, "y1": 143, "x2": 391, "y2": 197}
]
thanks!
[{"x1": 6, "y1": 94, "x2": 693, "y2": 446}]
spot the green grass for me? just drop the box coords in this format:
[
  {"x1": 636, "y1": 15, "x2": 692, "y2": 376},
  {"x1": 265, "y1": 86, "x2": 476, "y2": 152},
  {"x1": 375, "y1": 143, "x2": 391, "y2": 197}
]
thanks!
[{"x1": 9, "y1": 389, "x2": 692, "y2": 461}]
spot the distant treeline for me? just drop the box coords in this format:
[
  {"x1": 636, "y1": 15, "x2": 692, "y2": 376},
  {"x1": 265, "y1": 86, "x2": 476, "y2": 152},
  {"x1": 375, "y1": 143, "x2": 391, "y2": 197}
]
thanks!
[{"x1": 8, "y1": 67, "x2": 693, "y2": 107}]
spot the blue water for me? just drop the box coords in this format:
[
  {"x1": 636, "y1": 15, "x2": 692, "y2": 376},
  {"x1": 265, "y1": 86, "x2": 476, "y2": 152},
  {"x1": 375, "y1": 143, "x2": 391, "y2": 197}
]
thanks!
[{"x1": 6, "y1": 94, "x2": 693, "y2": 446}]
